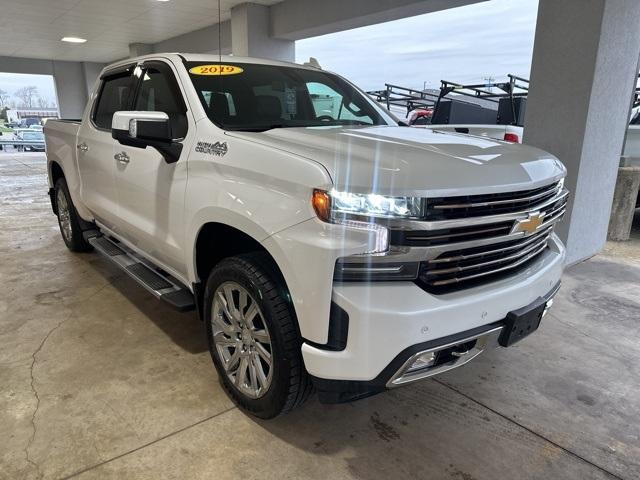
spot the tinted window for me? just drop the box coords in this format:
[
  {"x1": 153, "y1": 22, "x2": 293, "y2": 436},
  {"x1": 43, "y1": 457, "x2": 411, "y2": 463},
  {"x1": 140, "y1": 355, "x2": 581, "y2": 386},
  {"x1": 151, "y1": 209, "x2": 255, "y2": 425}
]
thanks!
[
  {"x1": 23, "y1": 132, "x2": 44, "y2": 140},
  {"x1": 187, "y1": 62, "x2": 389, "y2": 131},
  {"x1": 134, "y1": 63, "x2": 188, "y2": 139},
  {"x1": 93, "y1": 73, "x2": 133, "y2": 129}
]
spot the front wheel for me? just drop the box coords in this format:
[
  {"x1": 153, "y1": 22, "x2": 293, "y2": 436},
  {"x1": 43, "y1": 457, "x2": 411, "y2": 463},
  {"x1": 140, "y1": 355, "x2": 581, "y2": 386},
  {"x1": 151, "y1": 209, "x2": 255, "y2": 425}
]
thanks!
[{"x1": 204, "y1": 253, "x2": 313, "y2": 418}]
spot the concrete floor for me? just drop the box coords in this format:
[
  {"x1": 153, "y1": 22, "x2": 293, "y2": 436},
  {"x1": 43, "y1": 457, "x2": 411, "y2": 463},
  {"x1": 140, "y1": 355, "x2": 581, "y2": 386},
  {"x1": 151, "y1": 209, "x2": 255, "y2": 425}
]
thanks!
[{"x1": 1, "y1": 152, "x2": 639, "y2": 480}]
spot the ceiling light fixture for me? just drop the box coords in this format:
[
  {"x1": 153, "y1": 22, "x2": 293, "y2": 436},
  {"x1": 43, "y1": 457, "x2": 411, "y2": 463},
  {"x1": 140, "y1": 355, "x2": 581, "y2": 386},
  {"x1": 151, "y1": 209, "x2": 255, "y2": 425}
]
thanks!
[{"x1": 61, "y1": 37, "x2": 87, "y2": 43}]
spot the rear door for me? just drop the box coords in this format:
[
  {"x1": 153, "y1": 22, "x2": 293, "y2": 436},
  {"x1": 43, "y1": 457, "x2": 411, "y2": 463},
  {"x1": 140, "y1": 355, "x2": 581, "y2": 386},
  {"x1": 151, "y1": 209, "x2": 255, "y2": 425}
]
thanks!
[
  {"x1": 112, "y1": 60, "x2": 192, "y2": 277},
  {"x1": 77, "y1": 65, "x2": 136, "y2": 230}
]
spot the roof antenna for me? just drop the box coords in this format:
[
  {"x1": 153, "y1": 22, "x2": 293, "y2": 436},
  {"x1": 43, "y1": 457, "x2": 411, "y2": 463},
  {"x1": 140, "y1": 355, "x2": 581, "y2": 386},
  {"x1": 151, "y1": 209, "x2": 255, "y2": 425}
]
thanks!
[
  {"x1": 217, "y1": 0, "x2": 222, "y2": 95},
  {"x1": 218, "y1": 0, "x2": 222, "y2": 65}
]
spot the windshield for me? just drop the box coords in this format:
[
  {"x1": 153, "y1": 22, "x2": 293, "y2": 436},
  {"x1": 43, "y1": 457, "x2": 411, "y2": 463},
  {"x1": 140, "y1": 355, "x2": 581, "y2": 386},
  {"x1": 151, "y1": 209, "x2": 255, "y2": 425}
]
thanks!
[
  {"x1": 186, "y1": 62, "x2": 391, "y2": 131},
  {"x1": 23, "y1": 132, "x2": 44, "y2": 141}
]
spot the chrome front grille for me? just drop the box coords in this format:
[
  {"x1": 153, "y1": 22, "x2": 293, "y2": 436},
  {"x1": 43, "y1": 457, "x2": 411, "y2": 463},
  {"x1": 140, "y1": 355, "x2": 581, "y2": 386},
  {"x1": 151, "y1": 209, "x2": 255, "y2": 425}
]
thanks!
[
  {"x1": 333, "y1": 180, "x2": 568, "y2": 293},
  {"x1": 416, "y1": 184, "x2": 568, "y2": 292},
  {"x1": 424, "y1": 181, "x2": 563, "y2": 221},
  {"x1": 391, "y1": 186, "x2": 567, "y2": 249},
  {"x1": 418, "y1": 226, "x2": 552, "y2": 289}
]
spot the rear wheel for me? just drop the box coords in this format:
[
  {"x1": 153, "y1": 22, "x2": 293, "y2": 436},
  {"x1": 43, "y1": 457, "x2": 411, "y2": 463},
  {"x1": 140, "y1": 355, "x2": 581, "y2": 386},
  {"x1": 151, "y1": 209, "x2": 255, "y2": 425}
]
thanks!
[
  {"x1": 54, "y1": 177, "x2": 92, "y2": 252},
  {"x1": 204, "y1": 253, "x2": 312, "y2": 418}
]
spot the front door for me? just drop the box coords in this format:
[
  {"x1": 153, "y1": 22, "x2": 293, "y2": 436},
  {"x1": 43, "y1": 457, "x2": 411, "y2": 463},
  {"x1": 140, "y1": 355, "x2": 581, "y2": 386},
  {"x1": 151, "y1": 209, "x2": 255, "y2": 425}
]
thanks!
[
  {"x1": 113, "y1": 60, "x2": 192, "y2": 278},
  {"x1": 77, "y1": 66, "x2": 135, "y2": 230}
]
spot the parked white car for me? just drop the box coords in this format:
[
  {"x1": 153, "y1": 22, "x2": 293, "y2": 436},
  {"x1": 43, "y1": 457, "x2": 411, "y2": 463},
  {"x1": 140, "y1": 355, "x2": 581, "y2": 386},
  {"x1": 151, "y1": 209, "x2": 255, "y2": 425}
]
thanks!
[
  {"x1": 426, "y1": 124, "x2": 524, "y2": 143},
  {"x1": 44, "y1": 54, "x2": 568, "y2": 418}
]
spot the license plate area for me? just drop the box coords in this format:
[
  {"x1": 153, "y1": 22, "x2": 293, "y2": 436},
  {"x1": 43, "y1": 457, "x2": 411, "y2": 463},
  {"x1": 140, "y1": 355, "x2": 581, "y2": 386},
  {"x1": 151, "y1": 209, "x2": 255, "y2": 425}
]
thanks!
[{"x1": 499, "y1": 296, "x2": 547, "y2": 347}]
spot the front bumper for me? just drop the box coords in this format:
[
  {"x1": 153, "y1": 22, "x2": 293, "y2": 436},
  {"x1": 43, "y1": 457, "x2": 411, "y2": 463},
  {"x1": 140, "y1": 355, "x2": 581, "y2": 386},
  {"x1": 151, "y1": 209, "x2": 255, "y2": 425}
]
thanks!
[
  {"x1": 302, "y1": 234, "x2": 565, "y2": 402},
  {"x1": 312, "y1": 279, "x2": 561, "y2": 404}
]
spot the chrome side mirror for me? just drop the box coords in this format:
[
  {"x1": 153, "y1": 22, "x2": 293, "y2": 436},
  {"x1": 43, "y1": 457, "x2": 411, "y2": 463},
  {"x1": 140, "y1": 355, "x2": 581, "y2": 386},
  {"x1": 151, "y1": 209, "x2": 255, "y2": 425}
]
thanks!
[{"x1": 111, "y1": 111, "x2": 182, "y2": 163}]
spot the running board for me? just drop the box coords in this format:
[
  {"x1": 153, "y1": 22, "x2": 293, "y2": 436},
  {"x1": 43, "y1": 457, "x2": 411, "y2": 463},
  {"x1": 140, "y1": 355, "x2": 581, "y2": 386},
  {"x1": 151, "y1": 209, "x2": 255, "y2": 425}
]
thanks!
[{"x1": 85, "y1": 231, "x2": 195, "y2": 312}]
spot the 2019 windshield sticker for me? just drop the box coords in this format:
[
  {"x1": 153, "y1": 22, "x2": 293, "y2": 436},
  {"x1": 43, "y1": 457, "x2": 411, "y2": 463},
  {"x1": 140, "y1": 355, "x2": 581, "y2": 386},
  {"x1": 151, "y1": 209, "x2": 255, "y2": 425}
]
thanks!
[
  {"x1": 189, "y1": 65, "x2": 243, "y2": 76},
  {"x1": 196, "y1": 141, "x2": 228, "y2": 157}
]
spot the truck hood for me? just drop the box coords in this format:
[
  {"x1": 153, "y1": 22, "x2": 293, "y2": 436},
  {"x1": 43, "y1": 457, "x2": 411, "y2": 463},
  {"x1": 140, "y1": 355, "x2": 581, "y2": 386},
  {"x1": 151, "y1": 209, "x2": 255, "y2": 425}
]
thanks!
[{"x1": 227, "y1": 125, "x2": 565, "y2": 196}]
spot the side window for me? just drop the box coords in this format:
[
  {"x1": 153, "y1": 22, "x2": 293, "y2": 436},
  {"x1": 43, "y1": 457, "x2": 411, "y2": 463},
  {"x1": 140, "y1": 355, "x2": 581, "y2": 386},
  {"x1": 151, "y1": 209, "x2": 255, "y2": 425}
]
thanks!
[
  {"x1": 306, "y1": 82, "x2": 374, "y2": 124},
  {"x1": 134, "y1": 63, "x2": 188, "y2": 139},
  {"x1": 93, "y1": 73, "x2": 133, "y2": 129}
]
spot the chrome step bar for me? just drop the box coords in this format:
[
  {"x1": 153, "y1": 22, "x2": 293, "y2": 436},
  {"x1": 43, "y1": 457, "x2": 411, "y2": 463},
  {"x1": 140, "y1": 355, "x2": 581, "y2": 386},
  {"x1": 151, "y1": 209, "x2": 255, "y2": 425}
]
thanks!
[{"x1": 84, "y1": 231, "x2": 195, "y2": 312}]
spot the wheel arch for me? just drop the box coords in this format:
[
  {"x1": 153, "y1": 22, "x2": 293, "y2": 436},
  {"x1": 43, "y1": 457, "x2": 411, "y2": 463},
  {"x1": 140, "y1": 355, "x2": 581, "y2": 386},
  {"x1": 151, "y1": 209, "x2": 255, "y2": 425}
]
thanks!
[
  {"x1": 191, "y1": 219, "x2": 298, "y2": 326},
  {"x1": 49, "y1": 160, "x2": 65, "y2": 187}
]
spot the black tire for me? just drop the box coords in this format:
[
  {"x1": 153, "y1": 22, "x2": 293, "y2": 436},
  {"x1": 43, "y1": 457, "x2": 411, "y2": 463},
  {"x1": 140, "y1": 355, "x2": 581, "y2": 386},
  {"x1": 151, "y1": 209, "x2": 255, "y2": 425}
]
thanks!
[
  {"x1": 204, "y1": 253, "x2": 313, "y2": 418},
  {"x1": 54, "y1": 177, "x2": 92, "y2": 252}
]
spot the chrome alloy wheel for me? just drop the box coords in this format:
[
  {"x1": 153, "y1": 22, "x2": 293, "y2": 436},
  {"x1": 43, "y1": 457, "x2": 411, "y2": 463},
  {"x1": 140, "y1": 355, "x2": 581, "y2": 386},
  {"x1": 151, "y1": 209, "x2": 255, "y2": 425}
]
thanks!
[
  {"x1": 211, "y1": 282, "x2": 273, "y2": 399},
  {"x1": 56, "y1": 188, "x2": 73, "y2": 243}
]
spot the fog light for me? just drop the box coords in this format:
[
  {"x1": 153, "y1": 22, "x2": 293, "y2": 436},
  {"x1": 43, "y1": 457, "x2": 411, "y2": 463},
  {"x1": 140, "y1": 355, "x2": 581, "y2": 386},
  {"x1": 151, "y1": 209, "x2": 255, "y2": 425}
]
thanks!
[{"x1": 406, "y1": 351, "x2": 436, "y2": 373}]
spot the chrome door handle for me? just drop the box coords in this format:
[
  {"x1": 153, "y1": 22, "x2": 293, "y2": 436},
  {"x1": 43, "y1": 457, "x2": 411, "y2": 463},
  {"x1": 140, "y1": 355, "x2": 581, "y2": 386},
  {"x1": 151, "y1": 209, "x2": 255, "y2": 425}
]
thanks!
[
  {"x1": 77, "y1": 142, "x2": 89, "y2": 152},
  {"x1": 114, "y1": 152, "x2": 130, "y2": 164}
]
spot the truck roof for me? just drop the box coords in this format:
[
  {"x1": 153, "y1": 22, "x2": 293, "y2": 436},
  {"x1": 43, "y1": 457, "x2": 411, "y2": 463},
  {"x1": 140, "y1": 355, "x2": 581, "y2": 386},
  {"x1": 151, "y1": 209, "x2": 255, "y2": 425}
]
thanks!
[{"x1": 103, "y1": 52, "x2": 318, "y2": 77}]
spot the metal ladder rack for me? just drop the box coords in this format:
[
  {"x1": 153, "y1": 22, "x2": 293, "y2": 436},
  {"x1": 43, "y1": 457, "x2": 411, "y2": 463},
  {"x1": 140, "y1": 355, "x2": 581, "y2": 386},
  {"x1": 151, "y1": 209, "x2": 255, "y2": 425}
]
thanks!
[
  {"x1": 368, "y1": 84, "x2": 440, "y2": 116},
  {"x1": 434, "y1": 74, "x2": 529, "y2": 126},
  {"x1": 368, "y1": 74, "x2": 530, "y2": 125}
]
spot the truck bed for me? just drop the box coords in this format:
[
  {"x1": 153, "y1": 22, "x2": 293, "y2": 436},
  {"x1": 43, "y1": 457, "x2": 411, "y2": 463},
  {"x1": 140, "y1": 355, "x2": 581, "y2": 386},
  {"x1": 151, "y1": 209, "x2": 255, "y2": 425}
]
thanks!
[
  {"x1": 44, "y1": 119, "x2": 81, "y2": 165},
  {"x1": 44, "y1": 119, "x2": 82, "y2": 207}
]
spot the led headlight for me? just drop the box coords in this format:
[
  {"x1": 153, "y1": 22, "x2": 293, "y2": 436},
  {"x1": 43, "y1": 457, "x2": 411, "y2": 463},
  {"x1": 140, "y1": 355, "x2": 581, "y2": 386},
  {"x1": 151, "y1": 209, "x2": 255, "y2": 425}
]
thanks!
[
  {"x1": 312, "y1": 189, "x2": 423, "y2": 255},
  {"x1": 312, "y1": 189, "x2": 424, "y2": 221}
]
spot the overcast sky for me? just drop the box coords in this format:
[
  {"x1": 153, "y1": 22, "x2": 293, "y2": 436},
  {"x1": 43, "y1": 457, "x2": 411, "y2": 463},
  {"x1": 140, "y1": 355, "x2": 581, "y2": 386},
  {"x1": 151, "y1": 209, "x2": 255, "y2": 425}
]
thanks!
[
  {"x1": 296, "y1": 0, "x2": 539, "y2": 91},
  {"x1": 0, "y1": 72, "x2": 57, "y2": 107},
  {"x1": 1, "y1": 0, "x2": 538, "y2": 108}
]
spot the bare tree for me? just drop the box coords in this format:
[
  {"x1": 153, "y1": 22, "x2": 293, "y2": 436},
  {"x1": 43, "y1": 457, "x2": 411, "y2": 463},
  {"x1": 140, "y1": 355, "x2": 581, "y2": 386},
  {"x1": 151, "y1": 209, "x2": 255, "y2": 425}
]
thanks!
[
  {"x1": 36, "y1": 96, "x2": 49, "y2": 108},
  {"x1": 14, "y1": 86, "x2": 39, "y2": 108},
  {"x1": 0, "y1": 89, "x2": 9, "y2": 108}
]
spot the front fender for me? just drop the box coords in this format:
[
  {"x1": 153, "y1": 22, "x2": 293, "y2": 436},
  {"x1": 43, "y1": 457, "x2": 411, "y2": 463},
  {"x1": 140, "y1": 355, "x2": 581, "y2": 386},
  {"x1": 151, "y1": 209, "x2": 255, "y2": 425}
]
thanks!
[{"x1": 186, "y1": 207, "x2": 282, "y2": 282}]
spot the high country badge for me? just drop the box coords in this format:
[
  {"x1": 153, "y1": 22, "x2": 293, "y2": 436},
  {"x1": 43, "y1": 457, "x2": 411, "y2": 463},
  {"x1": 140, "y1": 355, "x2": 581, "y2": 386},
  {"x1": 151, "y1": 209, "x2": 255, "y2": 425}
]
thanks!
[{"x1": 196, "y1": 141, "x2": 228, "y2": 157}]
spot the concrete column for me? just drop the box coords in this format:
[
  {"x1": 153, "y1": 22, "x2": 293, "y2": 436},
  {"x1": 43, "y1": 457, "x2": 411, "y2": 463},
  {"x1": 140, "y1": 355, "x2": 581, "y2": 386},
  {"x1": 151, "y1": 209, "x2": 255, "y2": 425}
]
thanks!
[
  {"x1": 52, "y1": 61, "x2": 88, "y2": 119},
  {"x1": 129, "y1": 43, "x2": 153, "y2": 58},
  {"x1": 608, "y1": 167, "x2": 640, "y2": 241},
  {"x1": 523, "y1": 0, "x2": 640, "y2": 264},
  {"x1": 231, "y1": 3, "x2": 294, "y2": 62},
  {"x1": 81, "y1": 62, "x2": 104, "y2": 97}
]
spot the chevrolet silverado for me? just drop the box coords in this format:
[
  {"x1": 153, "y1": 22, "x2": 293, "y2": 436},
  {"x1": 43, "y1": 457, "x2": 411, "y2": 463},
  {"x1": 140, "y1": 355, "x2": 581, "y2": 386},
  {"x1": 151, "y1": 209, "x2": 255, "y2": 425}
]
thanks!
[{"x1": 44, "y1": 54, "x2": 568, "y2": 418}]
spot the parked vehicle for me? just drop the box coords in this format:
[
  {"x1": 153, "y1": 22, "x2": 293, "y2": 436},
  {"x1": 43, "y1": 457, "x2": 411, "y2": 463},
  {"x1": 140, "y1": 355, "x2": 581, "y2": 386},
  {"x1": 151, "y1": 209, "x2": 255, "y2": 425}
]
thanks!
[
  {"x1": 44, "y1": 54, "x2": 567, "y2": 418},
  {"x1": 21, "y1": 117, "x2": 41, "y2": 128},
  {"x1": 29, "y1": 124, "x2": 44, "y2": 132},
  {"x1": 369, "y1": 76, "x2": 528, "y2": 143},
  {"x1": 18, "y1": 130, "x2": 45, "y2": 151},
  {"x1": 429, "y1": 124, "x2": 523, "y2": 143},
  {"x1": 14, "y1": 128, "x2": 32, "y2": 139},
  {"x1": 406, "y1": 108, "x2": 433, "y2": 125}
]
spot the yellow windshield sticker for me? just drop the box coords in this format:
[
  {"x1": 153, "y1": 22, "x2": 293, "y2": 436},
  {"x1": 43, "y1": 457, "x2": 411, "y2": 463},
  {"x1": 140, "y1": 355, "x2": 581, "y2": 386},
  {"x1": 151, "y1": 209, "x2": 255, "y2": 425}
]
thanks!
[{"x1": 189, "y1": 65, "x2": 243, "y2": 76}]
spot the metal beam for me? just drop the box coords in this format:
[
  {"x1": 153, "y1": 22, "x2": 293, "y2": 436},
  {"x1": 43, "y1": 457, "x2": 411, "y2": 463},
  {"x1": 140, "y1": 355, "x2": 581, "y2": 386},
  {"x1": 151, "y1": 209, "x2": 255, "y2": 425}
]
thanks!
[{"x1": 271, "y1": 0, "x2": 487, "y2": 41}]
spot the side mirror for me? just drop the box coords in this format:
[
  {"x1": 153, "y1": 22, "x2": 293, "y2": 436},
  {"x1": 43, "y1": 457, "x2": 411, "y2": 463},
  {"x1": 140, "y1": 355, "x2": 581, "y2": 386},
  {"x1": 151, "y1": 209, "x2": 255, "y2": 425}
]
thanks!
[{"x1": 111, "y1": 111, "x2": 182, "y2": 163}]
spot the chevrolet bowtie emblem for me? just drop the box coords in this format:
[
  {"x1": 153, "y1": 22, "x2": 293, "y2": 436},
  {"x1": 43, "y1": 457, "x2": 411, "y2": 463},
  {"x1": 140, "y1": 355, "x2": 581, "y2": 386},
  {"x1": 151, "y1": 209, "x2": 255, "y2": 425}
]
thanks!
[{"x1": 512, "y1": 213, "x2": 544, "y2": 235}]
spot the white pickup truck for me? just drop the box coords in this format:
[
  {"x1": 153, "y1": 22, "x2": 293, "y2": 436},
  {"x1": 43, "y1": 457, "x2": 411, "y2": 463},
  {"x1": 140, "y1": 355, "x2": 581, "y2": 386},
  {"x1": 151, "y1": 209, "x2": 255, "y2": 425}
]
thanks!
[{"x1": 44, "y1": 54, "x2": 568, "y2": 418}]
